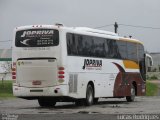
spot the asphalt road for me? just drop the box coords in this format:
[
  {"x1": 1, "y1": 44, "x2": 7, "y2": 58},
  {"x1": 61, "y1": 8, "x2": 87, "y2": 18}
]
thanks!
[{"x1": 0, "y1": 97, "x2": 160, "y2": 120}]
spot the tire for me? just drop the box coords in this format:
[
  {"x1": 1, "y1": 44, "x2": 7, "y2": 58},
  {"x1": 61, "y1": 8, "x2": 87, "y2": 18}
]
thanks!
[
  {"x1": 85, "y1": 84, "x2": 94, "y2": 106},
  {"x1": 75, "y1": 99, "x2": 84, "y2": 106},
  {"x1": 38, "y1": 98, "x2": 56, "y2": 107},
  {"x1": 93, "y1": 98, "x2": 99, "y2": 104},
  {"x1": 126, "y1": 84, "x2": 136, "y2": 102}
]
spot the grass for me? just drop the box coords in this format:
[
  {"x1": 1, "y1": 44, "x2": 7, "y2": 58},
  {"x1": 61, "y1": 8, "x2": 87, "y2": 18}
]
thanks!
[
  {"x1": 0, "y1": 80, "x2": 14, "y2": 99},
  {"x1": 146, "y1": 80, "x2": 159, "y2": 96}
]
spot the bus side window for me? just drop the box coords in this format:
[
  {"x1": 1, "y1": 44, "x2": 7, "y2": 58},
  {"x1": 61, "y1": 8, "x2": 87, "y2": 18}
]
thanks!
[
  {"x1": 116, "y1": 41, "x2": 127, "y2": 59},
  {"x1": 66, "y1": 33, "x2": 72, "y2": 55},
  {"x1": 127, "y1": 42, "x2": 138, "y2": 62},
  {"x1": 67, "y1": 33, "x2": 80, "y2": 56}
]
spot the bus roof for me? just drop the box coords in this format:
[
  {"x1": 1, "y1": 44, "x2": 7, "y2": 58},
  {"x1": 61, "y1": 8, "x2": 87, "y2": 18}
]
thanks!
[
  {"x1": 15, "y1": 24, "x2": 143, "y2": 45},
  {"x1": 119, "y1": 37, "x2": 143, "y2": 45},
  {"x1": 74, "y1": 27, "x2": 118, "y2": 36},
  {"x1": 74, "y1": 27, "x2": 143, "y2": 45}
]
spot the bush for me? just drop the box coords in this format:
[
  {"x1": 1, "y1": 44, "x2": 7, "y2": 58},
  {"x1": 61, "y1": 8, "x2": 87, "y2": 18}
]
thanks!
[{"x1": 149, "y1": 75, "x2": 158, "y2": 80}]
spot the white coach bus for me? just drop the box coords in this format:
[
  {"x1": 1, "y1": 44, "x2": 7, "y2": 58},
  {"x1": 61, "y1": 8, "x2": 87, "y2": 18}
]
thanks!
[{"x1": 12, "y1": 24, "x2": 146, "y2": 106}]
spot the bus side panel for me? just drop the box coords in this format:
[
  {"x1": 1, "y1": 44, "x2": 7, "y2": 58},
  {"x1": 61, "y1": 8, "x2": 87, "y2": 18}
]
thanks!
[
  {"x1": 113, "y1": 72, "x2": 145, "y2": 97},
  {"x1": 66, "y1": 57, "x2": 120, "y2": 99},
  {"x1": 67, "y1": 72, "x2": 117, "y2": 98}
]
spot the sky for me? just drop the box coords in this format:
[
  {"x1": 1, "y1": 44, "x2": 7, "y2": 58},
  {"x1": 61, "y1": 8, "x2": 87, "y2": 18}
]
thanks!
[{"x1": 0, "y1": 0, "x2": 160, "y2": 52}]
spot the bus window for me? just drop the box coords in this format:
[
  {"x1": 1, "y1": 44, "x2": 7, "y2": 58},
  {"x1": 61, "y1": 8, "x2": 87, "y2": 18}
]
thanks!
[
  {"x1": 127, "y1": 42, "x2": 138, "y2": 61},
  {"x1": 116, "y1": 41, "x2": 127, "y2": 59}
]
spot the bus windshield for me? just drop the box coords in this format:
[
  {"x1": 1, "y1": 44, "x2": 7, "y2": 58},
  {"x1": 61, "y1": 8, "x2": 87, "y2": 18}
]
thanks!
[{"x1": 15, "y1": 29, "x2": 59, "y2": 47}]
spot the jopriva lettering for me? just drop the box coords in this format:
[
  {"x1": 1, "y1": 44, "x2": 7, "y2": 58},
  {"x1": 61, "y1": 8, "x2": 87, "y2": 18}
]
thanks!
[
  {"x1": 21, "y1": 30, "x2": 54, "y2": 37},
  {"x1": 82, "y1": 59, "x2": 102, "y2": 70}
]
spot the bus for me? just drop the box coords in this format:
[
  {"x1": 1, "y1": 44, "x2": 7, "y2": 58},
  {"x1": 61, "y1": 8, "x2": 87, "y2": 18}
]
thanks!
[{"x1": 12, "y1": 24, "x2": 146, "y2": 106}]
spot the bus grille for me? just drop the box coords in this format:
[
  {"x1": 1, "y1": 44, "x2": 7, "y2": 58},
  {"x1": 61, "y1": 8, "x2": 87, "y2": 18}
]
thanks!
[{"x1": 69, "y1": 74, "x2": 78, "y2": 93}]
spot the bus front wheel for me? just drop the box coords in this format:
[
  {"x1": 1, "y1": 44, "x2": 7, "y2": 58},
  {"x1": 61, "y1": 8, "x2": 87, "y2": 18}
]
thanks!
[{"x1": 126, "y1": 84, "x2": 136, "y2": 102}]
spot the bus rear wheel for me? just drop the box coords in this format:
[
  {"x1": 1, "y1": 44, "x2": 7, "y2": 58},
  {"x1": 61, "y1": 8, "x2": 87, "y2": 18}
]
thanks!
[
  {"x1": 38, "y1": 98, "x2": 56, "y2": 107},
  {"x1": 126, "y1": 84, "x2": 136, "y2": 102},
  {"x1": 75, "y1": 99, "x2": 84, "y2": 106},
  {"x1": 93, "y1": 98, "x2": 99, "y2": 104},
  {"x1": 85, "y1": 84, "x2": 94, "y2": 106}
]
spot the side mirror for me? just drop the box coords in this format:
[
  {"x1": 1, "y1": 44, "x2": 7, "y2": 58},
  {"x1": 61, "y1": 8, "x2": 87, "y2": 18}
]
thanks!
[{"x1": 145, "y1": 54, "x2": 153, "y2": 66}]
